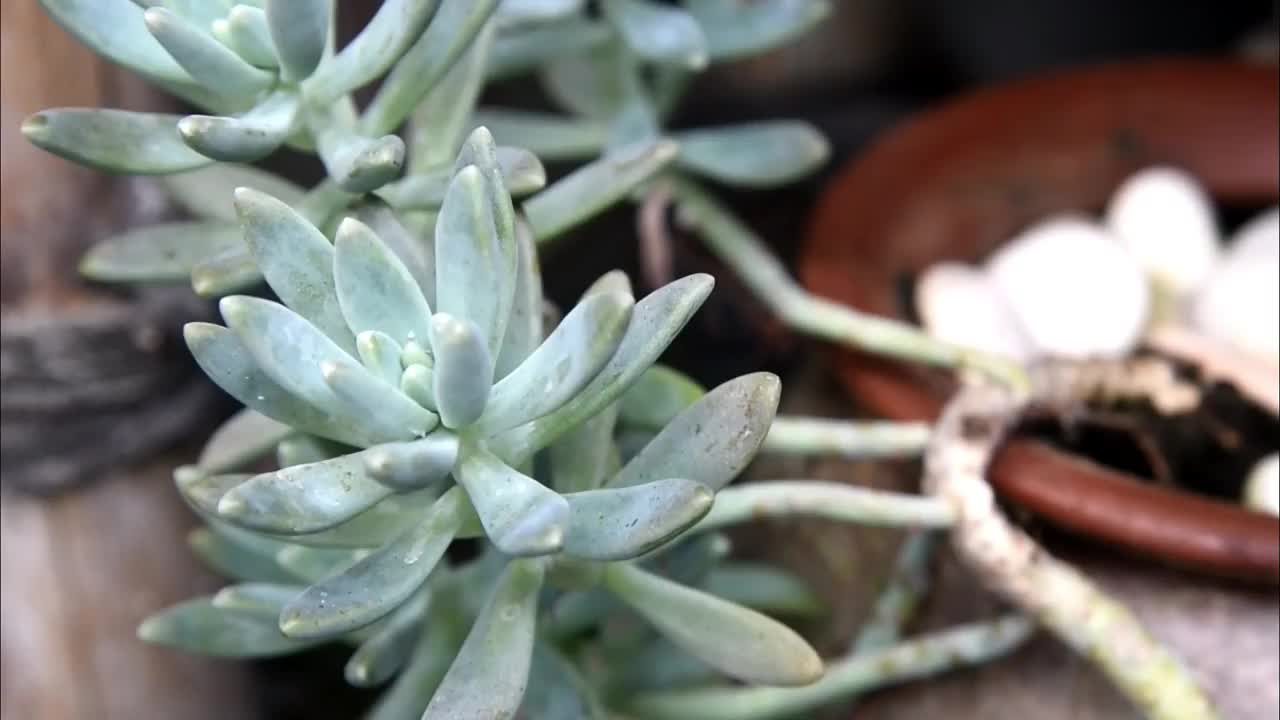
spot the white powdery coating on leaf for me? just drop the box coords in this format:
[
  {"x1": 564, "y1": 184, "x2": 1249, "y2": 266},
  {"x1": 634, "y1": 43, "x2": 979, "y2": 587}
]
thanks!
[
  {"x1": 1106, "y1": 166, "x2": 1221, "y2": 295},
  {"x1": 987, "y1": 214, "x2": 1149, "y2": 359},
  {"x1": 915, "y1": 261, "x2": 1034, "y2": 363}
]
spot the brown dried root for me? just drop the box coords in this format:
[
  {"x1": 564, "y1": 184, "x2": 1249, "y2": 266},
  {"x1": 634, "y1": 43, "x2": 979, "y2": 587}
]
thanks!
[{"x1": 925, "y1": 357, "x2": 1218, "y2": 720}]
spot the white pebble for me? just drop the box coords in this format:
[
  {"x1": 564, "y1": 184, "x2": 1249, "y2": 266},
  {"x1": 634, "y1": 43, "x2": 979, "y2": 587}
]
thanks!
[
  {"x1": 1190, "y1": 254, "x2": 1280, "y2": 364},
  {"x1": 1242, "y1": 453, "x2": 1279, "y2": 517},
  {"x1": 1105, "y1": 166, "x2": 1221, "y2": 295},
  {"x1": 915, "y1": 261, "x2": 1034, "y2": 362},
  {"x1": 987, "y1": 214, "x2": 1150, "y2": 359},
  {"x1": 1224, "y1": 206, "x2": 1279, "y2": 264}
]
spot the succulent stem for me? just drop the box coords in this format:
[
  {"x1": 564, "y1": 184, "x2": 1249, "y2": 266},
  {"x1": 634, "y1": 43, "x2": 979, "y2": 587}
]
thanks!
[
  {"x1": 761, "y1": 416, "x2": 932, "y2": 459},
  {"x1": 691, "y1": 481, "x2": 955, "y2": 534}
]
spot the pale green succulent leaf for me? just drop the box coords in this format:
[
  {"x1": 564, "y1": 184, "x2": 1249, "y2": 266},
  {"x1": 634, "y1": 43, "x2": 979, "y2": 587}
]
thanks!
[
  {"x1": 674, "y1": 122, "x2": 829, "y2": 188},
  {"x1": 218, "y1": 5, "x2": 279, "y2": 69},
  {"x1": 345, "y1": 591, "x2": 431, "y2": 687},
  {"x1": 493, "y1": 273, "x2": 714, "y2": 461},
  {"x1": 22, "y1": 109, "x2": 212, "y2": 174},
  {"x1": 469, "y1": 109, "x2": 608, "y2": 162},
  {"x1": 524, "y1": 139, "x2": 679, "y2": 244},
  {"x1": 643, "y1": 531, "x2": 731, "y2": 586},
  {"x1": 518, "y1": 641, "x2": 606, "y2": 719},
  {"x1": 175, "y1": 467, "x2": 250, "y2": 518},
  {"x1": 538, "y1": 38, "x2": 627, "y2": 120},
  {"x1": 698, "y1": 564, "x2": 824, "y2": 617},
  {"x1": 603, "y1": 0, "x2": 707, "y2": 69},
  {"x1": 400, "y1": 363, "x2": 437, "y2": 411},
  {"x1": 266, "y1": 488, "x2": 436, "y2": 548},
  {"x1": 274, "y1": 545, "x2": 369, "y2": 584},
  {"x1": 233, "y1": 188, "x2": 355, "y2": 352},
  {"x1": 408, "y1": 20, "x2": 496, "y2": 171},
  {"x1": 139, "y1": 598, "x2": 322, "y2": 658},
  {"x1": 188, "y1": 526, "x2": 297, "y2": 583},
  {"x1": 280, "y1": 487, "x2": 464, "y2": 638},
  {"x1": 363, "y1": 432, "x2": 460, "y2": 491},
  {"x1": 379, "y1": 146, "x2": 545, "y2": 211},
  {"x1": 455, "y1": 442, "x2": 568, "y2": 556},
  {"x1": 604, "y1": 562, "x2": 823, "y2": 686},
  {"x1": 303, "y1": 0, "x2": 442, "y2": 102},
  {"x1": 618, "y1": 364, "x2": 705, "y2": 431},
  {"x1": 198, "y1": 408, "x2": 292, "y2": 473},
  {"x1": 684, "y1": 0, "x2": 830, "y2": 63},
  {"x1": 421, "y1": 558, "x2": 545, "y2": 720},
  {"x1": 276, "y1": 433, "x2": 346, "y2": 468},
  {"x1": 488, "y1": 18, "x2": 611, "y2": 80},
  {"x1": 79, "y1": 221, "x2": 243, "y2": 283},
  {"x1": 349, "y1": 200, "x2": 435, "y2": 302},
  {"x1": 495, "y1": 218, "x2": 543, "y2": 379},
  {"x1": 266, "y1": 0, "x2": 330, "y2": 81},
  {"x1": 607, "y1": 638, "x2": 717, "y2": 694},
  {"x1": 212, "y1": 582, "x2": 305, "y2": 616},
  {"x1": 563, "y1": 478, "x2": 713, "y2": 561},
  {"x1": 496, "y1": 0, "x2": 583, "y2": 26},
  {"x1": 216, "y1": 450, "x2": 395, "y2": 533},
  {"x1": 428, "y1": 313, "x2": 493, "y2": 429},
  {"x1": 178, "y1": 89, "x2": 299, "y2": 162},
  {"x1": 143, "y1": 7, "x2": 274, "y2": 98},
  {"x1": 549, "y1": 403, "x2": 618, "y2": 494},
  {"x1": 479, "y1": 290, "x2": 631, "y2": 433},
  {"x1": 333, "y1": 217, "x2": 434, "y2": 345},
  {"x1": 191, "y1": 244, "x2": 263, "y2": 296},
  {"x1": 356, "y1": 331, "x2": 405, "y2": 385},
  {"x1": 315, "y1": 127, "x2": 406, "y2": 194},
  {"x1": 611, "y1": 372, "x2": 780, "y2": 490},
  {"x1": 162, "y1": 0, "x2": 232, "y2": 27},
  {"x1": 362, "y1": 0, "x2": 500, "y2": 136},
  {"x1": 321, "y1": 360, "x2": 441, "y2": 441},
  {"x1": 366, "y1": 600, "x2": 465, "y2": 720},
  {"x1": 607, "y1": 91, "x2": 661, "y2": 153},
  {"x1": 161, "y1": 164, "x2": 304, "y2": 222}
]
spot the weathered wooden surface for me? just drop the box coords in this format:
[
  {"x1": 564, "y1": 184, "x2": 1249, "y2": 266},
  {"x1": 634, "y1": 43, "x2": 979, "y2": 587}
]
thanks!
[
  {"x1": 739, "y1": 360, "x2": 1280, "y2": 719},
  {"x1": 1, "y1": 3, "x2": 252, "y2": 717}
]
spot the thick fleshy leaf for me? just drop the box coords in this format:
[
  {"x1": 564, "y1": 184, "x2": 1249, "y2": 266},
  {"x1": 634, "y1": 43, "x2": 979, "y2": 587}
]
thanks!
[
  {"x1": 361, "y1": 0, "x2": 501, "y2": 136},
  {"x1": 684, "y1": 0, "x2": 830, "y2": 63},
  {"x1": 275, "y1": 545, "x2": 369, "y2": 583},
  {"x1": 519, "y1": 641, "x2": 605, "y2": 719},
  {"x1": 356, "y1": 330, "x2": 404, "y2": 384},
  {"x1": 321, "y1": 360, "x2": 441, "y2": 441},
  {"x1": 269, "y1": 488, "x2": 436, "y2": 548},
  {"x1": 233, "y1": 188, "x2": 354, "y2": 351},
  {"x1": 276, "y1": 434, "x2": 346, "y2": 468},
  {"x1": 266, "y1": 0, "x2": 329, "y2": 81},
  {"x1": 675, "y1": 122, "x2": 829, "y2": 188},
  {"x1": 611, "y1": 373, "x2": 779, "y2": 490},
  {"x1": 303, "y1": 0, "x2": 442, "y2": 102},
  {"x1": 178, "y1": 90, "x2": 299, "y2": 162},
  {"x1": 538, "y1": 38, "x2": 627, "y2": 120},
  {"x1": 697, "y1": 564, "x2": 823, "y2": 618},
  {"x1": 607, "y1": 89, "x2": 660, "y2": 152},
  {"x1": 38, "y1": 0, "x2": 198, "y2": 90},
  {"x1": 144, "y1": 8, "x2": 274, "y2": 98},
  {"x1": 455, "y1": 443, "x2": 569, "y2": 556},
  {"x1": 429, "y1": 313, "x2": 493, "y2": 429},
  {"x1": 604, "y1": 563, "x2": 823, "y2": 686},
  {"x1": 603, "y1": 0, "x2": 707, "y2": 69},
  {"x1": 212, "y1": 582, "x2": 305, "y2": 616},
  {"x1": 216, "y1": 5, "x2": 279, "y2": 69},
  {"x1": 379, "y1": 147, "x2": 546, "y2": 210},
  {"x1": 434, "y1": 166, "x2": 511, "y2": 351},
  {"x1": 345, "y1": 591, "x2": 431, "y2": 687},
  {"x1": 350, "y1": 201, "x2": 435, "y2": 301},
  {"x1": 563, "y1": 479, "x2": 713, "y2": 561},
  {"x1": 643, "y1": 531, "x2": 731, "y2": 586},
  {"x1": 188, "y1": 526, "x2": 297, "y2": 583},
  {"x1": 161, "y1": 164, "x2": 304, "y2": 222},
  {"x1": 198, "y1": 409, "x2": 293, "y2": 473},
  {"x1": 492, "y1": 274, "x2": 714, "y2": 461},
  {"x1": 478, "y1": 290, "x2": 632, "y2": 433},
  {"x1": 487, "y1": 18, "x2": 612, "y2": 80},
  {"x1": 401, "y1": 363, "x2": 436, "y2": 410},
  {"x1": 470, "y1": 109, "x2": 608, "y2": 162},
  {"x1": 497, "y1": 0, "x2": 583, "y2": 25},
  {"x1": 191, "y1": 244, "x2": 263, "y2": 296},
  {"x1": 184, "y1": 322, "x2": 357, "y2": 443},
  {"x1": 280, "y1": 487, "x2": 465, "y2": 638},
  {"x1": 138, "y1": 599, "x2": 321, "y2": 658},
  {"x1": 421, "y1": 558, "x2": 545, "y2": 720},
  {"x1": 334, "y1": 217, "x2": 434, "y2": 344},
  {"x1": 363, "y1": 432, "x2": 460, "y2": 491},
  {"x1": 618, "y1": 365, "x2": 705, "y2": 431},
  {"x1": 549, "y1": 404, "x2": 618, "y2": 494},
  {"x1": 524, "y1": 139, "x2": 679, "y2": 243},
  {"x1": 217, "y1": 450, "x2": 395, "y2": 533},
  {"x1": 22, "y1": 109, "x2": 212, "y2": 174},
  {"x1": 315, "y1": 128, "x2": 406, "y2": 194},
  {"x1": 176, "y1": 468, "x2": 251, "y2": 517},
  {"x1": 454, "y1": 133, "x2": 519, "y2": 289},
  {"x1": 495, "y1": 218, "x2": 542, "y2": 379},
  {"x1": 79, "y1": 221, "x2": 243, "y2": 283},
  {"x1": 407, "y1": 20, "x2": 496, "y2": 171},
  {"x1": 366, "y1": 598, "x2": 466, "y2": 720},
  {"x1": 608, "y1": 638, "x2": 717, "y2": 694}
]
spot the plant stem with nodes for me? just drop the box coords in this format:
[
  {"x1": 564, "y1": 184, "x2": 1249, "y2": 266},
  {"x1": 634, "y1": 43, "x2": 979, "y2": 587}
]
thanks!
[
  {"x1": 692, "y1": 481, "x2": 955, "y2": 533},
  {"x1": 762, "y1": 416, "x2": 932, "y2": 459},
  {"x1": 926, "y1": 358, "x2": 1216, "y2": 720}
]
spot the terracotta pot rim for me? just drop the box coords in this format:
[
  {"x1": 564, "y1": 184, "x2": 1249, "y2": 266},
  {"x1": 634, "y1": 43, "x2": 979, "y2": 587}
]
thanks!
[{"x1": 800, "y1": 57, "x2": 1280, "y2": 584}]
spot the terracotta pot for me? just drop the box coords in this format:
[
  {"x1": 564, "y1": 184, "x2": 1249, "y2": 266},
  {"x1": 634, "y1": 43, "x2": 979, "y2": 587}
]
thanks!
[{"x1": 801, "y1": 58, "x2": 1280, "y2": 584}]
